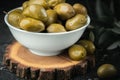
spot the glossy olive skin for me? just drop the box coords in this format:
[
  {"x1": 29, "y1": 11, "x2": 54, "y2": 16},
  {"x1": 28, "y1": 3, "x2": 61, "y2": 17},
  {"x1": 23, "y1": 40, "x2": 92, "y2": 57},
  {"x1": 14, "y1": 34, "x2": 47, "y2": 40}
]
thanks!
[
  {"x1": 65, "y1": 14, "x2": 87, "y2": 31},
  {"x1": 78, "y1": 40, "x2": 95, "y2": 54},
  {"x1": 8, "y1": 9, "x2": 25, "y2": 28},
  {"x1": 97, "y1": 64, "x2": 117, "y2": 78},
  {"x1": 19, "y1": 17, "x2": 45, "y2": 32},
  {"x1": 29, "y1": 0, "x2": 49, "y2": 9},
  {"x1": 73, "y1": 3, "x2": 87, "y2": 15},
  {"x1": 68, "y1": 44, "x2": 87, "y2": 61},
  {"x1": 22, "y1": 4, "x2": 48, "y2": 22},
  {"x1": 54, "y1": 3, "x2": 75, "y2": 20},
  {"x1": 48, "y1": 0, "x2": 66, "y2": 8},
  {"x1": 47, "y1": 23, "x2": 66, "y2": 33},
  {"x1": 46, "y1": 9, "x2": 58, "y2": 26}
]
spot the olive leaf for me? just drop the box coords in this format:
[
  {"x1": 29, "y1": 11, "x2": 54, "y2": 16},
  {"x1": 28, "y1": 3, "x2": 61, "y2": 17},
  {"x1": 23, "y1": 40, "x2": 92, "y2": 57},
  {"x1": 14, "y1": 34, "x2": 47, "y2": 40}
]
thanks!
[
  {"x1": 98, "y1": 29, "x2": 119, "y2": 49},
  {"x1": 92, "y1": 26, "x2": 105, "y2": 47},
  {"x1": 95, "y1": 0, "x2": 114, "y2": 26},
  {"x1": 89, "y1": 31, "x2": 95, "y2": 42},
  {"x1": 107, "y1": 41, "x2": 120, "y2": 50},
  {"x1": 91, "y1": 22, "x2": 120, "y2": 49},
  {"x1": 112, "y1": 21, "x2": 120, "y2": 34}
]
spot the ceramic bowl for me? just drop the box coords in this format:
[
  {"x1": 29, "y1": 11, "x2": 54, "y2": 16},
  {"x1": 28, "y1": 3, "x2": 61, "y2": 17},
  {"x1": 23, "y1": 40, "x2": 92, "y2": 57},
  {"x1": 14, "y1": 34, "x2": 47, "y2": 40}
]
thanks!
[{"x1": 4, "y1": 7, "x2": 90, "y2": 56}]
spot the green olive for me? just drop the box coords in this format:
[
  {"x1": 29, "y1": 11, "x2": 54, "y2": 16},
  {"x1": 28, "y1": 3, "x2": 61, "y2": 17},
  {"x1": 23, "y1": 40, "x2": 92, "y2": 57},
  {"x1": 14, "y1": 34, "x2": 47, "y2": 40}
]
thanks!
[
  {"x1": 78, "y1": 40, "x2": 95, "y2": 54},
  {"x1": 22, "y1": 4, "x2": 48, "y2": 22},
  {"x1": 54, "y1": 3, "x2": 75, "y2": 20},
  {"x1": 97, "y1": 64, "x2": 117, "y2": 78},
  {"x1": 29, "y1": 0, "x2": 49, "y2": 9},
  {"x1": 68, "y1": 44, "x2": 87, "y2": 61},
  {"x1": 65, "y1": 14, "x2": 87, "y2": 31},
  {"x1": 47, "y1": 23, "x2": 66, "y2": 33},
  {"x1": 48, "y1": 0, "x2": 66, "y2": 8},
  {"x1": 19, "y1": 17, "x2": 45, "y2": 32},
  {"x1": 8, "y1": 9, "x2": 25, "y2": 28},
  {"x1": 73, "y1": 3, "x2": 87, "y2": 15},
  {"x1": 46, "y1": 9, "x2": 58, "y2": 26},
  {"x1": 22, "y1": 1, "x2": 29, "y2": 10}
]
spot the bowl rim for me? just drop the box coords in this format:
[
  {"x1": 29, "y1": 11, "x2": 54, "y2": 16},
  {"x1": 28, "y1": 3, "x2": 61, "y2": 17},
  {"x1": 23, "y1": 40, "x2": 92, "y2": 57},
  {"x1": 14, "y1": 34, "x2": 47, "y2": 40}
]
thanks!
[{"x1": 4, "y1": 7, "x2": 90, "y2": 36}]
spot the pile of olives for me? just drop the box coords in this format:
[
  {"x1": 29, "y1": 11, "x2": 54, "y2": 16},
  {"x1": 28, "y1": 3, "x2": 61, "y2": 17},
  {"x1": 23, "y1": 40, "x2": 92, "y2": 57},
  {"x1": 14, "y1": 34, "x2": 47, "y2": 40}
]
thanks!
[
  {"x1": 8, "y1": 0, "x2": 88, "y2": 33},
  {"x1": 68, "y1": 40, "x2": 118, "y2": 78},
  {"x1": 68, "y1": 39, "x2": 95, "y2": 61}
]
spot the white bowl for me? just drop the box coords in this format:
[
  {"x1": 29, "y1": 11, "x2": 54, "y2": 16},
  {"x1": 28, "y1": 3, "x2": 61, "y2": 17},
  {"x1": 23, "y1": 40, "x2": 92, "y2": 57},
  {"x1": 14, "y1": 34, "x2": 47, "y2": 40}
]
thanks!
[{"x1": 4, "y1": 7, "x2": 90, "y2": 56}]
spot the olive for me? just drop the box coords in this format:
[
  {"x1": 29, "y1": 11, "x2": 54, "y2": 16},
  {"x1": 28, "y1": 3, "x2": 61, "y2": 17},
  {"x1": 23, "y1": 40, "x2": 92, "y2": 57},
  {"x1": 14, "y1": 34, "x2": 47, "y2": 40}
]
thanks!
[
  {"x1": 54, "y1": 3, "x2": 75, "y2": 20},
  {"x1": 46, "y1": 9, "x2": 58, "y2": 26},
  {"x1": 68, "y1": 44, "x2": 87, "y2": 61},
  {"x1": 8, "y1": 9, "x2": 25, "y2": 28},
  {"x1": 73, "y1": 3, "x2": 87, "y2": 15},
  {"x1": 22, "y1": 4, "x2": 48, "y2": 22},
  {"x1": 65, "y1": 14, "x2": 87, "y2": 31},
  {"x1": 78, "y1": 40, "x2": 95, "y2": 54},
  {"x1": 47, "y1": 23, "x2": 66, "y2": 33},
  {"x1": 29, "y1": 0, "x2": 49, "y2": 9},
  {"x1": 97, "y1": 64, "x2": 117, "y2": 78},
  {"x1": 19, "y1": 17, "x2": 45, "y2": 32},
  {"x1": 48, "y1": 0, "x2": 66, "y2": 8},
  {"x1": 22, "y1": 1, "x2": 29, "y2": 10}
]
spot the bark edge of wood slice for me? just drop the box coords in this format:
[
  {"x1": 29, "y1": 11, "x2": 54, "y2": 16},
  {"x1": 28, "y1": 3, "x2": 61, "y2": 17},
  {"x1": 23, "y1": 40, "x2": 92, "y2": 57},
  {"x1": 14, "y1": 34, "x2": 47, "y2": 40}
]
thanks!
[{"x1": 3, "y1": 42, "x2": 95, "y2": 80}]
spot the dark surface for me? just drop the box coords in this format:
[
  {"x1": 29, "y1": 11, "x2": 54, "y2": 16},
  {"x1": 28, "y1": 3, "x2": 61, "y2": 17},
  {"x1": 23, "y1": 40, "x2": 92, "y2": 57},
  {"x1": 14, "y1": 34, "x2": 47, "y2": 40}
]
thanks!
[{"x1": 0, "y1": 0, "x2": 120, "y2": 80}]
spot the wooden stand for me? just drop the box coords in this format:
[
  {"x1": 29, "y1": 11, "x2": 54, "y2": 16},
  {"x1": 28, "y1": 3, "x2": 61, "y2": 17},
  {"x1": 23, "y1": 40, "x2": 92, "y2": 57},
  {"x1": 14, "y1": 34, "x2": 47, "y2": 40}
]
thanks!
[{"x1": 3, "y1": 42, "x2": 95, "y2": 80}]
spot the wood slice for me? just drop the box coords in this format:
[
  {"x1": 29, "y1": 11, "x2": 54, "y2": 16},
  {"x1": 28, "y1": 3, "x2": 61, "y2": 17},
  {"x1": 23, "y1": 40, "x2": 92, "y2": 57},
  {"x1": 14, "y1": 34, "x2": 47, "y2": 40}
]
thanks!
[{"x1": 3, "y1": 42, "x2": 95, "y2": 80}]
